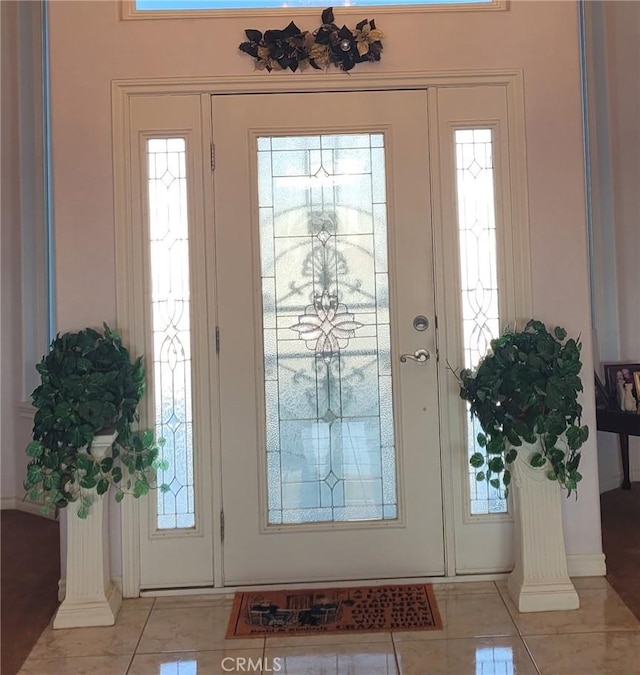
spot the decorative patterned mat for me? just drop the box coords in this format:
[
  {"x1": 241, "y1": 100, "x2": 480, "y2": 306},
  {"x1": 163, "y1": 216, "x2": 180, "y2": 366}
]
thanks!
[{"x1": 226, "y1": 583, "x2": 442, "y2": 638}]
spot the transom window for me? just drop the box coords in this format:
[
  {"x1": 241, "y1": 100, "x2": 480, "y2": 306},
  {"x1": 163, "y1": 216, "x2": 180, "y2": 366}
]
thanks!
[{"x1": 134, "y1": 0, "x2": 496, "y2": 12}]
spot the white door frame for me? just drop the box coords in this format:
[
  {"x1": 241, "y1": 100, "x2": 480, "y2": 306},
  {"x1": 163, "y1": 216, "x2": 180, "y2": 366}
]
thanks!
[{"x1": 113, "y1": 69, "x2": 532, "y2": 597}]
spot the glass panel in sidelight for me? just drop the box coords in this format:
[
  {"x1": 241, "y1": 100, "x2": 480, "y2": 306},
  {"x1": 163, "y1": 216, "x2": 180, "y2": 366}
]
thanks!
[
  {"x1": 454, "y1": 128, "x2": 506, "y2": 515},
  {"x1": 147, "y1": 137, "x2": 195, "y2": 529}
]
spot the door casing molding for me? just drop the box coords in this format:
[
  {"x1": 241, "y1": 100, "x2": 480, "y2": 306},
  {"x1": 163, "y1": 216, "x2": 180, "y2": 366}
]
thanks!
[{"x1": 113, "y1": 69, "x2": 531, "y2": 597}]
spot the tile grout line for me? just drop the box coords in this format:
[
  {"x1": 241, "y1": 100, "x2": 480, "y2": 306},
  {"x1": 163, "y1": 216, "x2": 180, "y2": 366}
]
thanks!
[
  {"x1": 124, "y1": 597, "x2": 157, "y2": 674},
  {"x1": 492, "y1": 580, "x2": 542, "y2": 675},
  {"x1": 390, "y1": 631, "x2": 403, "y2": 675}
]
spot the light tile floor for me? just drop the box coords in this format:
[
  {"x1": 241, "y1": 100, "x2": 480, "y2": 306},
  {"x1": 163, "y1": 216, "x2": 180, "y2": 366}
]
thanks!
[{"x1": 18, "y1": 579, "x2": 640, "y2": 674}]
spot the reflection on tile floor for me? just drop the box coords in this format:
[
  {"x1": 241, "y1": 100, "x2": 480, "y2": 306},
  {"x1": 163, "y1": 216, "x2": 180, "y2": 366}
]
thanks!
[{"x1": 18, "y1": 579, "x2": 640, "y2": 674}]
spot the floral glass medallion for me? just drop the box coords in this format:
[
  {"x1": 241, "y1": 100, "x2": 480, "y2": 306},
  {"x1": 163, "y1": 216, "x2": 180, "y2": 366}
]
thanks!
[{"x1": 290, "y1": 290, "x2": 363, "y2": 363}]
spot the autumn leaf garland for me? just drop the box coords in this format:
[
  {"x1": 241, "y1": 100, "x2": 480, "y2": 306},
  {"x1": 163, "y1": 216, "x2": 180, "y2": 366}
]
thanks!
[{"x1": 239, "y1": 7, "x2": 383, "y2": 73}]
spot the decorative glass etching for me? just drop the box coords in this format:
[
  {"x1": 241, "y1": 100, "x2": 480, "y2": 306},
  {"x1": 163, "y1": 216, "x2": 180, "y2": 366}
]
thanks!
[
  {"x1": 147, "y1": 138, "x2": 195, "y2": 529},
  {"x1": 258, "y1": 133, "x2": 397, "y2": 525},
  {"x1": 454, "y1": 129, "x2": 506, "y2": 515}
]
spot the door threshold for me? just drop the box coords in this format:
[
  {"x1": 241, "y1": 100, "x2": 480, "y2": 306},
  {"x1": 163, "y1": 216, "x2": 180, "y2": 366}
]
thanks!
[{"x1": 140, "y1": 572, "x2": 511, "y2": 597}]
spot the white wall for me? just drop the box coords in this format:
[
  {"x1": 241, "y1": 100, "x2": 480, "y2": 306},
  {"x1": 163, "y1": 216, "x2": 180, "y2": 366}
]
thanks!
[
  {"x1": 47, "y1": 0, "x2": 604, "y2": 576},
  {"x1": 608, "y1": 1, "x2": 640, "y2": 484},
  {"x1": 1, "y1": 1, "x2": 47, "y2": 509},
  {"x1": 586, "y1": 0, "x2": 640, "y2": 492},
  {"x1": 0, "y1": 0, "x2": 22, "y2": 505}
]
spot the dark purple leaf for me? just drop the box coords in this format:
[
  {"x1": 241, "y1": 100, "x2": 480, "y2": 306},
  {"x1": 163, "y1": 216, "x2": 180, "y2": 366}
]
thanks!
[
  {"x1": 239, "y1": 42, "x2": 259, "y2": 58},
  {"x1": 314, "y1": 26, "x2": 332, "y2": 45},
  {"x1": 321, "y1": 7, "x2": 335, "y2": 25},
  {"x1": 356, "y1": 19, "x2": 367, "y2": 31},
  {"x1": 282, "y1": 21, "x2": 302, "y2": 37},
  {"x1": 245, "y1": 29, "x2": 262, "y2": 43}
]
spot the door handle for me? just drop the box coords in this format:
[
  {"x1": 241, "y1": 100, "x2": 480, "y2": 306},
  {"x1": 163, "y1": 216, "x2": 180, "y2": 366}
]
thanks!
[{"x1": 400, "y1": 348, "x2": 430, "y2": 364}]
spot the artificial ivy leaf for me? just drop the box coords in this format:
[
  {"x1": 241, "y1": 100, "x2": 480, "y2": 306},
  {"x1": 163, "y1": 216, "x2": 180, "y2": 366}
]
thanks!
[
  {"x1": 26, "y1": 441, "x2": 43, "y2": 458},
  {"x1": 27, "y1": 464, "x2": 43, "y2": 482},
  {"x1": 529, "y1": 452, "x2": 546, "y2": 468},
  {"x1": 503, "y1": 470, "x2": 511, "y2": 486},
  {"x1": 96, "y1": 479, "x2": 109, "y2": 495},
  {"x1": 505, "y1": 448, "x2": 518, "y2": 464},
  {"x1": 470, "y1": 452, "x2": 485, "y2": 468},
  {"x1": 80, "y1": 476, "x2": 97, "y2": 489},
  {"x1": 476, "y1": 433, "x2": 487, "y2": 448},
  {"x1": 488, "y1": 457, "x2": 505, "y2": 473},
  {"x1": 489, "y1": 478, "x2": 501, "y2": 490},
  {"x1": 476, "y1": 471, "x2": 486, "y2": 482},
  {"x1": 506, "y1": 429, "x2": 522, "y2": 447},
  {"x1": 133, "y1": 479, "x2": 149, "y2": 498},
  {"x1": 487, "y1": 437, "x2": 505, "y2": 455},
  {"x1": 41, "y1": 453, "x2": 57, "y2": 470},
  {"x1": 513, "y1": 420, "x2": 529, "y2": 438},
  {"x1": 115, "y1": 491, "x2": 124, "y2": 503},
  {"x1": 554, "y1": 326, "x2": 567, "y2": 341},
  {"x1": 566, "y1": 425, "x2": 583, "y2": 450}
]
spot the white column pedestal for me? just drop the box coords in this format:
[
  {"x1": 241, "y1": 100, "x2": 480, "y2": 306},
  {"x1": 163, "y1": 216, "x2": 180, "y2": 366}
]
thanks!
[
  {"x1": 54, "y1": 432, "x2": 122, "y2": 629},
  {"x1": 507, "y1": 447, "x2": 579, "y2": 613}
]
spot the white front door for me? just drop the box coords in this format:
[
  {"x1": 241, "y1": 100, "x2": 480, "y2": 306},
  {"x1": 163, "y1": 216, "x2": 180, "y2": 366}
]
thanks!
[{"x1": 213, "y1": 91, "x2": 445, "y2": 585}]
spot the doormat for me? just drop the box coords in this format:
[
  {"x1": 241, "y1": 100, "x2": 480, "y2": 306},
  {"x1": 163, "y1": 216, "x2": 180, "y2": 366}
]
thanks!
[{"x1": 225, "y1": 583, "x2": 442, "y2": 638}]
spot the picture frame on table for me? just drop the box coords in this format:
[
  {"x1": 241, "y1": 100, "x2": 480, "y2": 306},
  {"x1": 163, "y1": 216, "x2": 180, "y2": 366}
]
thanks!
[
  {"x1": 594, "y1": 371, "x2": 611, "y2": 410},
  {"x1": 603, "y1": 362, "x2": 640, "y2": 412}
]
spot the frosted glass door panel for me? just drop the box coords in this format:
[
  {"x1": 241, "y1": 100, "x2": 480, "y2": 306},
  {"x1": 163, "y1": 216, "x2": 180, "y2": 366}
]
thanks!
[{"x1": 258, "y1": 134, "x2": 397, "y2": 525}]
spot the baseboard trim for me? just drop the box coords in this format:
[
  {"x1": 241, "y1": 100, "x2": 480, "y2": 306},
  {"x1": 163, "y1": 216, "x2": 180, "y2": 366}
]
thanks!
[
  {"x1": 600, "y1": 472, "x2": 640, "y2": 493},
  {"x1": 17, "y1": 400, "x2": 34, "y2": 419},
  {"x1": 0, "y1": 496, "x2": 17, "y2": 510},
  {"x1": 599, "y1": 474, "x2": 623, "y2": 493},
  {"x1": 566, "y1": 553, "x2": 606, "y2": 577},
  {"x1": 0, "y1": 496, "x2": 58, "y2": 520}
]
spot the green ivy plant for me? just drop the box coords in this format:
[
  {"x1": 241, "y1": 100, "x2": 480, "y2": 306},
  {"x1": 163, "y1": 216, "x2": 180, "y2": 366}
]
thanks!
[
  {"x1": 455, "y1": 320, "x2": 589, "y2": 498},
  {"x1": 23, "y1": 324, "x2": 169, "y2": 518}
]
